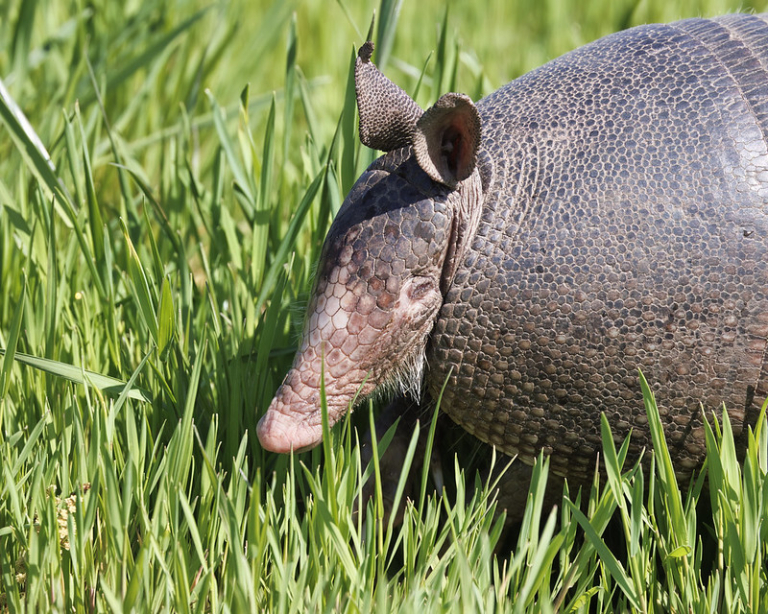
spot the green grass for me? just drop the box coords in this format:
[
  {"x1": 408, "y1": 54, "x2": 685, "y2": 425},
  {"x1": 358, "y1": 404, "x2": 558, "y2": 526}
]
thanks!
[{"x1": 0, "y1": 0, "x2": 766, "y2": 611}]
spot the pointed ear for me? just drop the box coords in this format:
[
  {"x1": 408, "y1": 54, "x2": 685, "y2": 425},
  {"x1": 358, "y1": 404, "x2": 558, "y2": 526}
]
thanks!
[
  {"x1": 413, "y1": 93, "x2": 481, "y2": 188},
  {"x1": 355, "y1": 42, "x2": 424, "y2": 151}
]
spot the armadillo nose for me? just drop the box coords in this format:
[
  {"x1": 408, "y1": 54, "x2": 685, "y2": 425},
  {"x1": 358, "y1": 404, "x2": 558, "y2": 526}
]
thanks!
[
  {"x1": 257, "y1": 403, "x2": 324, "y2": 454},
  {"x1": 258, "y1": 356, "x2": 362, "y2": 453},
  {"x1": 258, "y1": 365, "x2": 328, "y2": 453}
]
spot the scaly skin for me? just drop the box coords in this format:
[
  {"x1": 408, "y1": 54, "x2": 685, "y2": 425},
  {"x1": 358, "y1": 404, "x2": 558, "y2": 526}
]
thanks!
[
  {"x1": 260, "y1": 15, "x2": 768, "y2": 485},
  {"x1": 429, "y1": 15, "x2": 768, "y2": 482}
]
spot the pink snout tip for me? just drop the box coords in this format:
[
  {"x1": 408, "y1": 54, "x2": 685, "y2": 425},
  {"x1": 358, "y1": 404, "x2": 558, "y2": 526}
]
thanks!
[{"x1": 257, "y1": 406, "x2": 325, "y2": 453}]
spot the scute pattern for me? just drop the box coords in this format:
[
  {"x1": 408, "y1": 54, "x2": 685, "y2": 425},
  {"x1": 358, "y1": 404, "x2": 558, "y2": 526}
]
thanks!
[
  {"x1": 428, "y1": 16, "x2": 768, "y2": 482},
  {"x1": 355, "y1": 43, "x2": 424, "y2": 152}
]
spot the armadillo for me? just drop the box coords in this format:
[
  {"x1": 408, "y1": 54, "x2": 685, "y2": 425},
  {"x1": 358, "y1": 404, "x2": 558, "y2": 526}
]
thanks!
[{"x1": 258, "y1": 14, "x2": 768, "y2": 483}]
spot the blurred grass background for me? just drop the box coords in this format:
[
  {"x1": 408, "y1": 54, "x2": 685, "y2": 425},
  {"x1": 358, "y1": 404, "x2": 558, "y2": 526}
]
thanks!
[{"x1": 0, "y1": 0, "x2": 766, "y2": 611}]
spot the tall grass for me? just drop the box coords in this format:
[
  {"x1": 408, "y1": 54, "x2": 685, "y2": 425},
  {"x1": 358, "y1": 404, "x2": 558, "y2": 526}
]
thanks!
[{"x1": 0, "y1": 0, "x2": 766, "y2": 611}]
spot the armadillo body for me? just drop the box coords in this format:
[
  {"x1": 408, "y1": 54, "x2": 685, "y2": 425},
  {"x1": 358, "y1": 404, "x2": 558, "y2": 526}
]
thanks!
[
  {"x1": 259, "y1": 14, "x2": 768, "y2": 482},
  {"x1": 431, "y1": 14, "x2": 768, "y2": 480}
]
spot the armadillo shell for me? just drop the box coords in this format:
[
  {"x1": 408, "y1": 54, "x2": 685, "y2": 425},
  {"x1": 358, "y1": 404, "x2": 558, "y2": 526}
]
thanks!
[{"x1": 428, "y1": 14, "x2": 768, "y2": 482}]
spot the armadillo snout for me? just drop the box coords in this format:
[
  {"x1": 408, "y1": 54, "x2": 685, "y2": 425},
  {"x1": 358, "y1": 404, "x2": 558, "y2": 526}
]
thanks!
[
  {"x1": 257, "y1": 273, "x2": 386, "y2": 452},
  {"x1": 257, "y1": 335, "x2": 372, "y2": 452},
  {"x1": 257, "y1": 373, "x2": 325, "y2": 453}
]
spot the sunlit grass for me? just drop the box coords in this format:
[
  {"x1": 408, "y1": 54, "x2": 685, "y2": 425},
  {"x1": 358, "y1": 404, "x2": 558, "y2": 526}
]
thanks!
[{"x1": 0, "y1": 0, "x2": 766, "y2": 611}]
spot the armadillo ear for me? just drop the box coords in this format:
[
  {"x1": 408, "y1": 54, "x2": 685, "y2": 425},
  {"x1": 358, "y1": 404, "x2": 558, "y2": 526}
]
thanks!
[
  {"x1": 355, "y1": 42, "x2": 424, "y2": 151},
  {"x1": 413, "y1": 93, "x2": 481, "y2": 188}
]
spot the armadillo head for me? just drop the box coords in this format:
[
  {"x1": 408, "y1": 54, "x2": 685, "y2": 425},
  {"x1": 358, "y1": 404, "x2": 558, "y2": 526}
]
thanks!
[{"x1": 258, "y1": 42, "x2": 487, "y2": 453}]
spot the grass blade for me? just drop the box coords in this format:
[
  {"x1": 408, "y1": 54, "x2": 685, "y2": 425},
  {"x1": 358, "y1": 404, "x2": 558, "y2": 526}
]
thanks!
[
  {"x1": 566, "y1": 500, "x2": 642, "y2": 611},
  {"x1": 254, "y1": 168, "x2": 324, "y2": 314},
  {"x1": 0, "y1": 78, "x2": 74, "y2": 216},
  {"x1": 121, "y1": 218, "x2": 159, "y2": 343},
  {"x1": 0, "y1": 274, "x2": 26, "y2": 403},
  {"x1": 0, "y1": 349, "x2": 150, "y2": 402},
  {"x1": 376, "y1": 0, "x2": 405, "y2": 70}
]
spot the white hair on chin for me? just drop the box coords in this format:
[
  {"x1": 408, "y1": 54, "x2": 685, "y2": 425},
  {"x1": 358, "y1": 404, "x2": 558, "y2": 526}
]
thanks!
[{"x1": 376, "y1": 337, "x2": 427, "y2": 404}]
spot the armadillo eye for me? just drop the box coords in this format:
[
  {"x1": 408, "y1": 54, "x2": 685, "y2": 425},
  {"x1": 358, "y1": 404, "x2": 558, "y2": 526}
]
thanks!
[{"x1": 407, "y1": 277, "x2": 435, "y2": 301}]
